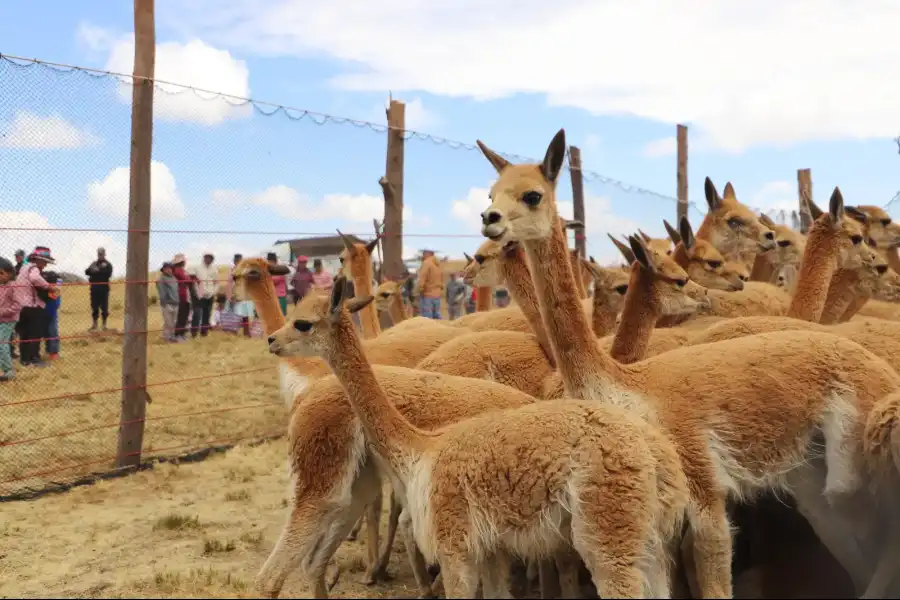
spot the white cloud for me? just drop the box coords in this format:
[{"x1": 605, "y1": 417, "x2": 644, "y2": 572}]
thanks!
[
  {"x1": 211, "y1": 186, "x2": 427, "y2": 225},
  {"x1": 0, "y1": 111, "x2": 100, "y2": 149},
  {"x1": 80, "y1": 23, "x2": 251, "y2": 125},
  {"x1": 642, "y1": 136, "x2": 676, "y2": 158},
  {"x1": 450, "y1": 185, "x2": 492, "y2": 232},
  {"x1": 87, "y1": 160, "x2": 187, "y2": 220},
  {"x1": 0, "y1": 211, "x2": 127, "y2": 275},
  {"x1": 750, "y1": 180, "x2": 798, "y2": 213},
  {"x1": 174, "y1": 0, "x2": 900, "y2": 151}
]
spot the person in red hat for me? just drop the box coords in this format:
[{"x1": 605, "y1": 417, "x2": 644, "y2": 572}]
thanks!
[
  {"x1": 13, "y1": 246, "x2": 57, "y2": 367},
  {"x1": 290, "y1": 255, "x2": 314, "y2": 306}
]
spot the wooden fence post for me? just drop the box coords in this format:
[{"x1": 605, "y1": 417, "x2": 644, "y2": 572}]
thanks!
[
  {"x1": 797, "y1": 168, "x2": 813, "y2": 234},
  {"x1": 116, "y1": 0, "x2": 155, "y2": 469},
  {"x1": 381, "y1": 99, "x2": 406, "y2": 282},
  {"x1": 568, "y1": 146, "x2": 586, "y2": 258},
  {"x1": 676, "y1": 124, "x2": 688, "y2": 223}
]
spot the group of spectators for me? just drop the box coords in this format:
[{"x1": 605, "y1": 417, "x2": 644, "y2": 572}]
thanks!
[{"x1": 0, "y1": 246, "x2": 67, "y2": 380}]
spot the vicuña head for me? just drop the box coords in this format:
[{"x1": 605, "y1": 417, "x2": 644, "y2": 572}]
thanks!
[
  {"x1": 637, "y1": 228, "x2": 673, "y2": 256},
  {"x1": 663, "y1": 217, "x2": 744, "y2": 292},
  {"x1": 478, "y1": 129, "x2": 568, "y2": 244},
  {"x1": 338, "y1": 230, "x2": 380, "y2": 279},
  {"x1": 462, "y1": 239, "x2": 506, "y2": 286},
  {"x1": 373, "y1": 277, "x2": 409, "y2": 313},
  {"x1": 806, "y1": 188, "x2": 878, "y2": 270},
  {"x1": 585, "y1": 256, "x2": 631, "y2": 313},
  {"x1": 843, "y1": 205, "x2": 900, "y2": 249},
  {"x1": 758, "y1": 213, "x2": 807, "y2": 269},
  {"x1": 267, "y1": 278, "x2": 373, "y2": 358},
  {"x1": 609, "y1": 232, "x2": 710, "y2": 316},
  {"x1": 701, "y1": 178, "x2": 775, "y2": 256}
]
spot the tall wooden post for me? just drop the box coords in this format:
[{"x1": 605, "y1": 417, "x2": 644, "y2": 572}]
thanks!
[
  {"x1": 116, "y1": 0, "x2": 155, "y2": 469},
  {"x1": 676, "y1": 125, "x2": 688, "y2": 223},
  {"x1": 797, "y1": 168, "x2": 813, "y2": 234},
  {"x1": 568, "y1": 146, "x2": 586, "y2": 258},
  {"x1": 381, "y1": 100, "x2": 406, "y2": 282}
]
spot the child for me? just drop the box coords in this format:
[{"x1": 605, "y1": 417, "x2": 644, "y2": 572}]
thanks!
[
  {"x1": 156, "y1": 262, "x2": 180, "y2": 342},
  {"x1": 0, "y1": 257, "x2": 20, "y2": 381},
  {"x1": 42, "y1": 270, "x2": 62, "y2": 359}
]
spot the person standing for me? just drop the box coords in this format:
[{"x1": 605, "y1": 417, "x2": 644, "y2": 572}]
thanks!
[
  {"x1": 415, "y1": 249, "x2": 444, "y2": 319},
  {"x1": 171, "y1": 254, "x2": 191, "y2": 341},
  {"x1": 192, "y1": 252, "x2": 217, "y2": 337},
  {"x1": 13, "y1": 249, "x2": 25, "y2": 275},
  {"x1": 0, "y1": 257, "x2": 20, "y2": 381},
  {"x1": 156, "y1": 262, "x2": 180, "y2": 342},
  {"x1": 311, "y1": 258, "x2": 333, "y2": 292},
  {"x1": 445, "y1": 272, "x2": 466, "y2": 320},
  {"x1": 290, "y1": 255, "x2": 314, "y2": 305},
  {"x1": 267, "y1": 252, "x2": 289, "y2": 314},
  {"x1": 14, "y1": 246, "x2": 55, "y2": 367},
  {"x1": 226, "y1": 253, "x2": 253, "y2": 338},
  {"x1": 43, "y1": 270, "x2": 62, "y2": 359},
  {"x1": 10, "y1": 249, "x2": 25, "y2": 358},
  {"x1": 85, "y1": 247, "x2": 113, "y2": 332}
]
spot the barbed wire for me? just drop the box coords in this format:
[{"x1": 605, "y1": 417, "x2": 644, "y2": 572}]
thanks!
[{"x1": 0, "y1": 53, "x2": 684, "y2": 207}]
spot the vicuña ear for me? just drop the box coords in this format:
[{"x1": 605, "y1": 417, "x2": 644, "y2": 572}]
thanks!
[
  {"x1": 629, "y1": 235, "x2": 655, "y2": 272},
  {"x1": 608, "y1": 233, "x2": 636, "y2": 264},
  {"x1": 843, "y1": 205, "x2": 868, "y2": 224},
  {"x1": 463, "y1": 252, "x2": 474, "y2": 265},
  {"x1": 336, "y1": 230, "x2": 357, "y2": 256},
  {"x1": 806, "y1": 196, "x2": 824, "y2": 221},
  {"x1": 663, "y1": 219, "x2": 682, "y2": 245},
  {"x1": 704, "y1": 177, "x2": 723, "y2": 212},
  {"x1": 346, "y1": 296, "x2": 375, "y2": 314},
  {"x1": 329, "y1": 276, "x2": 347, "y2": 316},
  {"x1": 723, "y1": 182, "x2": 736, "y2": 200},
  {"x1": 638, "y1": 229, "x2": 653, "y2": 243},
  {"x1": 365, "y1": 237, "x2": 380, "y2": 256},
  {"x1": 758, "y1": 213, "x2": 777, "y2": 229},
  {"x1": 678, "y1": 216, "x2": 696, "y2": 250},
  {"x1": 540, "y1": 129, "x2": 567, "y2": 184},
  {"x1": 476, "y1": 140, "x2": 511, "y2": 174},
  {"x1": 829, "y1": 187, "x2": 844, "y2": 223},
  {"x1": 589, "y1": 255, "x2": 597, "y2": 264}
]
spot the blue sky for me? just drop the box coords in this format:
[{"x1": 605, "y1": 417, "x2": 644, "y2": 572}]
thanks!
[{"x1": 1, "y1": 0, "x2": 898, "y2": 272}]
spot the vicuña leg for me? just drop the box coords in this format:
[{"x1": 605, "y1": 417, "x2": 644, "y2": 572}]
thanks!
[
  {"x1": 363, "y1": 488, "x2": 384, "y2": 584},
  {"x1": 373, "y1": 484, "x2": 404, "y2": 579}
]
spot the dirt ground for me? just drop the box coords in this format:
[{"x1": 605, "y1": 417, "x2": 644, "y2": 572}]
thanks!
[
  {"x1": 0, "y1": 438, "x2": 426, "y2": 598},
  {"x1": 1, "y1": 274, "x2": 283, "y2": 497}
]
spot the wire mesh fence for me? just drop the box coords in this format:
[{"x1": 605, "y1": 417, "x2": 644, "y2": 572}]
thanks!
[{"x1": 0, "y1": 54, "x2": 829, "y2": 499}]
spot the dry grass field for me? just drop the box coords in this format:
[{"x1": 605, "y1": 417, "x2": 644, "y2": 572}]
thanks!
[
  {"x1": 1, "y1": 268, "x2": 284, "y2": 497},
  {"x1": 1, "y1": 438, "x2": 427, "y2": 598}
]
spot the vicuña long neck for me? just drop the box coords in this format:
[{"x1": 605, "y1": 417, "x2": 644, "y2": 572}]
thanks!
[
  {"x1": 819, "y1": 269, "x2": 862, "y2": 325},
  {"x1": 570, "y1": 252, "x2": 587, "y2": 299},
  {"x1": 326, "y1": 311, "x2": 429, "y2": 476},
  {"x1": 786, "y1": 223, "x2": 838, "y2": 322},
  {"x1": 243, "y1": 278, "x2": 286, "y2": 334},
  {"x1": 389, "y1": 294, "x2": 407, "y2": 324},
  {"x1": 499, "y1": 246, "x2": 556, "y2": 368},
  {"x1": 610, "y1": 264, "x2": 658, "y2": 365},
  {"x1": 750, "y1": 254, "x2": 776, "y2": 282},
  {"x1": 476, "y1": 286, "x2": 493, "y2": 311},
  {"x1": 523, "y1": 218, "x2": 625, "y2": 399},
  {"x1": 351, "y1": 266, "x2": 381, "y2": 339}
]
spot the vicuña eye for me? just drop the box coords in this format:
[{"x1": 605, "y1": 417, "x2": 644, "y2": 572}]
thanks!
[
  {"x1": 614, "y1": 285, "x2": 628, "y2": 295},
  {"x1": 675, "y1": 279, "x2": 687, "y2": 288},
  {"x1": 706, "y1": 260, "x2": 722, "y2": 269},
  {"x1": 727, "y1": 218, "x2": 743, "y2": 229},
  {"x1": 474, "y1": 254, "x2": 485, "y2": 264},
  {"x1": 293, "y1": 320, "x2": 312, "y2": 332},
  {"x1": 850, "y1": 235, "x2": 863, "y2": 245},
  {"x1": 522, "y1": 191, "x2": 542, "y2": 207},
  {"x1": 777, "y1": 240, "x2": 791, "y2": 247}
]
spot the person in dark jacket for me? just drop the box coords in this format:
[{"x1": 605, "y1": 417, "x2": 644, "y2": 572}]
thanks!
[
  {"x1": 171, "y1": 253, "x2": 191, "y2": 341},
  {"x1": 85, "y1": 247, "x2": 113, "y2": 331},
  {"x1": 290, "y1": 255, "x2": 314, "y2": 305}
]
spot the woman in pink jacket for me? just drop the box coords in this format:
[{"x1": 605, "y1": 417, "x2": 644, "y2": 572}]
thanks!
[{"x1": 13, "y1": 246, "x2": 54, "y2": 368}]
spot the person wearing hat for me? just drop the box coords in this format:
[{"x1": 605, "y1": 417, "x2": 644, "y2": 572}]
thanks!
[
  {"x1": 170, "y1": 254, "x2": 191, "y2": 341},
  {"x1": 415, "y1": 249, "x2": 444, "y2": 319},
  {"x1": 13, "y1": 246, "x2": 56, "y2": 367},
  {"x1": 13, "y1": 249, "x2": 25, "y2": 275},
  {"x1": 85, "y1": 247, "x2": 114, "y2": 331},
  {"x1": 155, "y1": 262, "x2": 180, "y2": 342},
  {"x1": 192, "y1": 252, "x2": 217, "y2": 337},
  {"x1": 290, "y1": 255, "x2": 314, "y2": 306}
]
